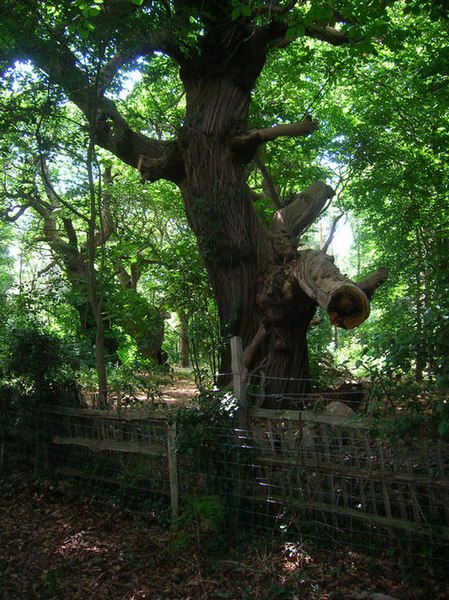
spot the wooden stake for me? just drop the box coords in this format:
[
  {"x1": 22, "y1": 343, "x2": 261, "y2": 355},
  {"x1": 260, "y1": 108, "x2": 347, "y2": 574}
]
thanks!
[
  {"x1": 167, "y1": 422, "x2": 179, "y2": 519},
  {"x1": 231, "y1": 336, "x2": 248, "y2": 429}
]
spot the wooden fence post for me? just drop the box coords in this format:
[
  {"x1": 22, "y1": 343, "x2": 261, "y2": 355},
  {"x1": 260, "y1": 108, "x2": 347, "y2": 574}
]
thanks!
[
  {"x1": 230, "y1": 335, "x2": 248, "y2": 429},
  {"x1": 167, "y1": 422, "x2": 179, "y2": 519}
]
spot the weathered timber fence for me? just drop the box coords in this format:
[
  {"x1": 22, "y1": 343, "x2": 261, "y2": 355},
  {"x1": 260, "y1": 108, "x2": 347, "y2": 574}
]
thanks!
[
  {"x1": 2, "y1": 337, "x2": 449, "y2": 568},
  {"x1": 247, "y1": 407, "x2": 449, "y2": 541},
  {"x1": 43, "y1": 406, "x2": 179, "y2": 515},
  {"x1": 5, "y1": 398, "x2": 447, "y2": 546}
]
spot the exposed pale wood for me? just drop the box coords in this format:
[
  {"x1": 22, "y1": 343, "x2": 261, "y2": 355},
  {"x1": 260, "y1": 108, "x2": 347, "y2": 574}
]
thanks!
[
  {"x1": 292, "y1": 249, "x2": 370, "y2": 329},
  {"x1": 231, "y1": 336, "x2": 248, "y2": 429},
  {"x1": 47, "y1": 405, "x2": 170, "y2": 421},
  {"x1": 253, "y1": 456, "x2": 449, "y2": 489},
  {"x1": 250, "y1": 407, "x2": 368, "y2": 427},
  {"x1": 243, "y1": 323, "x2": 267, "y2": 369},
  {"x1": 272, "y1": 181, "x2": 334, "y2": 240},
  {"x1": 378, "y1": 446, "x2": 392, "y2": 519}
]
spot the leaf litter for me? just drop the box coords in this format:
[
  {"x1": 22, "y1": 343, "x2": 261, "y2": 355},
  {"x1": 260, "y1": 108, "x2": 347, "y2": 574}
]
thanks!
[{"x1": 0, "y1": 474, "x2": 447, "y2": 600}]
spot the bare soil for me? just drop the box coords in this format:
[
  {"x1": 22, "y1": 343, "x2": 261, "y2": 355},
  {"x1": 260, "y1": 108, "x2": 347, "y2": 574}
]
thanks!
[{"x1": 159, "y1": 375, "x2": 198, "y2": 407}]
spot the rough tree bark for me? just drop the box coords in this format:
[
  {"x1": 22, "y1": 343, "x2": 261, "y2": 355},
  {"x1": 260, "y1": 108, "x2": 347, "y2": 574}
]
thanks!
[{"x1": 3, "y1": 1, "x2": 389, "y2": 407}]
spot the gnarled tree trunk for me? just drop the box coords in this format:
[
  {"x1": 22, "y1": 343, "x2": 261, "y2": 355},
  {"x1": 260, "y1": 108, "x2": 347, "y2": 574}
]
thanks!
[{"x1": 175, "y1": 64, "x2": 385, "y2": 407}]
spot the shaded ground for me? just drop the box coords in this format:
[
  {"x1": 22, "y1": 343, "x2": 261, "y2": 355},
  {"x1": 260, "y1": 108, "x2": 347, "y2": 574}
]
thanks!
[
  {"x1": 159, "y1": 375, "x2": 198, "y2": 407},
  {"x1": 1, "y1": 474, "x2": 448, "y2": 600}
]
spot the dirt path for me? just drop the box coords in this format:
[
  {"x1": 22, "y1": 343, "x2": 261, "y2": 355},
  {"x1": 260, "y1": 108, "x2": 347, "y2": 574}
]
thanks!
[{"x1": 159, "y1": 375, "x2": 198, "y2": 407}]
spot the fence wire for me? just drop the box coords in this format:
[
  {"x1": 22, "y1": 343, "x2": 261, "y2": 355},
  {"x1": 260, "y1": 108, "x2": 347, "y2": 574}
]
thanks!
[{"x1": 2, "y1": 396, "x2": 449, "y2": 581}]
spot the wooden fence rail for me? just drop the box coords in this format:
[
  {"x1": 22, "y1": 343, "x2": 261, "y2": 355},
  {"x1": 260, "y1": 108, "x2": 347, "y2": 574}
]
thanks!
[
  {"x1": 2, "y1": 336, "x2": 448, "y2": 547},
  {"x1": 20, "y1": 400, "x2": 447, "y2": 542}
]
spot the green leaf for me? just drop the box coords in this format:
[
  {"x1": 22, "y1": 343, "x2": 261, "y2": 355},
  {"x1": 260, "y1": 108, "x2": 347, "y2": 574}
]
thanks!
[
  {"x1": 131, "y1": 0, "x2": 144, "y2": 5},
  {"x1": 231, "y1": 6, "x2": 241, "y2": 20},
  {"x1": 85, "y1": 7, "x2": 101, "y2": 17},
  {"x1": 241, "y1": 5, "x2": 251, "y2": 17},
  {"x1": 286, "y1": 23, "x2": 305, "y2": 39}
]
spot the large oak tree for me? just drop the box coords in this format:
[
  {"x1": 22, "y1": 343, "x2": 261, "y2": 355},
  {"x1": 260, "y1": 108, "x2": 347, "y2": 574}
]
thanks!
[{"x1": 1, "y1": 0, "x2": 421, "y2": 406}]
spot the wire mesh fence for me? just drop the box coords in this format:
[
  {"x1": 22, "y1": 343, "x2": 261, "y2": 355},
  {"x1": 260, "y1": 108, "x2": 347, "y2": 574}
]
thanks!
[{"x1": 2, "y1": 389, "x2": 449, "y2": 580}]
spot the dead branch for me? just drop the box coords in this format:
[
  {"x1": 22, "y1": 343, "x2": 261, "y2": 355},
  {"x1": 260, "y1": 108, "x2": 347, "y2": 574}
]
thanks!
[
  {"x1": 292, "y1": 249, "x2": 371, "y2": 330},
  {"x1": 272, "y1": 181, "x2": 334, "y2": 240},
  {"x1": 233, "y1": 116, "x2": 319, "y2": 150},
  {"x1": 255, "y1": 155, "x2": 282, "y2": 210},
  {"x1": 322, "y1": 212, "x2": 344, "y2": 253},
  {"x1": 356, "y1": 267, "x2": 388, "y2": 300}
]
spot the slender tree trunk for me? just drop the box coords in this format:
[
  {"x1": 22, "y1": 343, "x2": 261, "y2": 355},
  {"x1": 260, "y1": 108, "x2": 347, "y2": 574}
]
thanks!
[
  {"x1": 179, "y1": 311, "x2": 190, "y2": 368},
  {"x1": 86, "y1": 142, "x2": 108, "y2": 408}
]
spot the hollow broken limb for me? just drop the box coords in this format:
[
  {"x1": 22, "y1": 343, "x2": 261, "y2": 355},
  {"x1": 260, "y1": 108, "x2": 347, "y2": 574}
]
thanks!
[{"x1": 292, "y1": 249, "x2": 370, "y2": 330}]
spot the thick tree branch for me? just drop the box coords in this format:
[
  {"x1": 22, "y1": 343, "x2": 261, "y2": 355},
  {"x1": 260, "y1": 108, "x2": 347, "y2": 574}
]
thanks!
[
  {"x1": 233, "y1": 116, "x2": 319, "y2": 149},
  {"x1": 272, "y1": 181, "x2": 334, "y2": 240},
  {"x1": 96, "y1": 98, "x2": 184, "y2": 182},
  {"x1": 13, "y1": 24, "x2": 184, "y2": 183},
  {"x1": 356, "y1": 267, "x2": 388, "y2": 300},
  {"x1": 63, "y1": 218, "x2": 79, "y2": 248},
  {"x1": 292, "y1": 250, "x2": 372, "y2": 330}
]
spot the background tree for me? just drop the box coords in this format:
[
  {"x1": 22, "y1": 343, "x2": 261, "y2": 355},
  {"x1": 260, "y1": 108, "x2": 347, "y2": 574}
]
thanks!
[
  {"x1": 325, "y1": 7, "x2": 449, "y2": 387},
  {"x1": 0, "y1": 86, "x2": 176, "y2": 374}
]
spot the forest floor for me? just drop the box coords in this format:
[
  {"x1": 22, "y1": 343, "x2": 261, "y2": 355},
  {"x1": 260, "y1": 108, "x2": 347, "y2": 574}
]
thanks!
[
  {"x1": 1, "y1": 473, "x2": 448, "y2": 600},
  {"x1": 158, "y1": 373, "x2": 198, "y2": 407}
]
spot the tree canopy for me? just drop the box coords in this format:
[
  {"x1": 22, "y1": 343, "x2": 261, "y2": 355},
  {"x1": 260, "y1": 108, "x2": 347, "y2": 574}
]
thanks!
[{"x1": 1, "y1": 0, "x2": 448, "y2": 407}]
